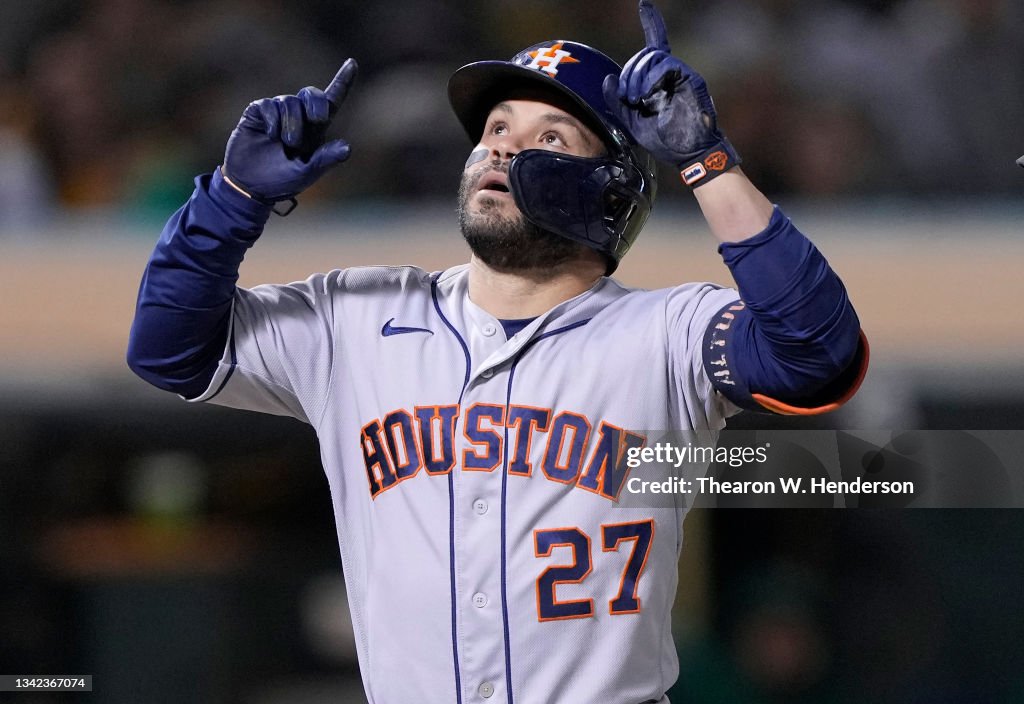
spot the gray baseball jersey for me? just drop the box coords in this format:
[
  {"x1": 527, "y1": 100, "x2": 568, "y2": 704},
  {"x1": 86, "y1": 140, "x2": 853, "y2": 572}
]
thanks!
[{"x1": 192, "y1": 263, "x2": 740, "y2": 703}]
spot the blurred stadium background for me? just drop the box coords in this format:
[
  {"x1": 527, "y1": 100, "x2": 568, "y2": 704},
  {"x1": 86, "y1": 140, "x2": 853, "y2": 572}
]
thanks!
[{"x1": 1, "y1": 0, "x2": 1023, "y2": 701}]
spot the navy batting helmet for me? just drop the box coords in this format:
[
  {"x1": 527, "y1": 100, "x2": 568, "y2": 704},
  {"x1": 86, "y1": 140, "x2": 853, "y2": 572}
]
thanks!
[{"x1": 448, "y1": 40, "x2": 657, "y2": 271}]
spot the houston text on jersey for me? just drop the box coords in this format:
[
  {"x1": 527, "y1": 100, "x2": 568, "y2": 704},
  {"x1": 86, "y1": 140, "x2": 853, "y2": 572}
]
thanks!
[{"x1": 360, "y1": 404, "x2": 647, "y2": 500}]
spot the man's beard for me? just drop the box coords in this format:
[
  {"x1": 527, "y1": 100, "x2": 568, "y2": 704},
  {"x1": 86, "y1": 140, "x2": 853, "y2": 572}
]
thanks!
[{"x1": 457, "y1": 162, "x2": 586, "y2": 272}]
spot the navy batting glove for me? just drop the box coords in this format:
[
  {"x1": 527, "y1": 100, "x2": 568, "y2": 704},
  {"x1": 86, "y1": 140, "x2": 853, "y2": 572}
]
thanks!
[
  {"x1": 222, "y1": 59, "x2": 358, "y2": 209},
  {"x1": 602, "y1": 1, "x2": 740, "y2": 188}
]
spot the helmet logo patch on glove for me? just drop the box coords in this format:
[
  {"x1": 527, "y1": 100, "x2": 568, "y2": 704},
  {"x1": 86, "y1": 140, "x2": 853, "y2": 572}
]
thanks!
[
  {"x1": 704, "y1": 151, "x2": 729, "y2": 171},
  {"x1": 522, "y1": 42, "x2": 581, "y2": 77}
]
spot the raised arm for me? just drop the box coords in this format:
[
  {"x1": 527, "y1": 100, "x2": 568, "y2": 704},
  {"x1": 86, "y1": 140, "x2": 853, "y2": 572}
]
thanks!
[
  {"x1": 127, "y1": 61, "x2": 358, "y2": 399},
  {"x1": 604, "y1": 1, "x2": 866, "y2": 413}
]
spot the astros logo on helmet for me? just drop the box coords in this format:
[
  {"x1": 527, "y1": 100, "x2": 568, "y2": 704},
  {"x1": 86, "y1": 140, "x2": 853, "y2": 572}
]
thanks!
[{"x1": 523, "y1": 42, "x2": 581, "y2": 76}]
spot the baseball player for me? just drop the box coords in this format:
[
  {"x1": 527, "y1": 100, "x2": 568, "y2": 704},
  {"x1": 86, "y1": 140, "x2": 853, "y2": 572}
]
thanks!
[{"x1": 128, "y1": 2, "x2": 867, "y2": 702}]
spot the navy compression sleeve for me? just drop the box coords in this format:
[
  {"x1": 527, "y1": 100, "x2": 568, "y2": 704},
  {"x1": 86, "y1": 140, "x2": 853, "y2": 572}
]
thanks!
[
  {"x1": 126, "y1": 168, "x2": 272, "y2": 398},
  {"x1": 703, "y1": 206, "x2": 867, "y2": 414}
]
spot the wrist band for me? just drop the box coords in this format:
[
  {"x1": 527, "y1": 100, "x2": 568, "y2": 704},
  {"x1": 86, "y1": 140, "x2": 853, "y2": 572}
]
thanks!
[
  {"x1": 679, "y1": 140, "x2": 741, "y2": 188},
  {"x1": 220, "y1": 167, "x2": 299, "y2": 216}
]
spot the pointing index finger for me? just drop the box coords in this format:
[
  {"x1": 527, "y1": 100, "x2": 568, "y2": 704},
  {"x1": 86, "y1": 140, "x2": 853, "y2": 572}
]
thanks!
[
  {"x1": 639, "y1": 0, "x2": 671, "y2": 52},
  {"x1": 324, "y1": 58, "x2": 359, "y2": 109}
]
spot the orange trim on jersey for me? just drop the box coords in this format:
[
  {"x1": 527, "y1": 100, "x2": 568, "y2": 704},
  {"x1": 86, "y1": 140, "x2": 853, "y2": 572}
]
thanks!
[
  {"x1": 601, "y1": 520, "x2": 655, "y2": 616},
  {"x1": 461, "y1": 403, "x2": 505, "y2": 472},
  {"x1": 541, "y1": 411, "x2": 592, "y2": 484},
  {"x1": 577, "y1": 422, "x2": 648, "y2": 502},
  {"x1": 752, "y1": 330, "x2": 870, "y2": 416},
  {"x1": 533, "y1": 527, "x2": 594, "y2": 622},
  {"x1": 414, "y1": 404, "x2": 458, "y2": 475},
  {"x1": 506, "y1": 404, "x2": 552, "y2": 477},
  {"x1": 361, "y1": 418, "x2": 398, "y2": 499},
  {"x1": 382, "y1": 408, "x2": 424, "y2": 483}
]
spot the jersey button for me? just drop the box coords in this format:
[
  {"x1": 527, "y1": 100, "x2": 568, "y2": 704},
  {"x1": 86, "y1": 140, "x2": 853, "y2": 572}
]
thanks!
[
  {"x1": 472, "y1": 592, "x2": 488, "y2": 608},
  {"x1": 482, "y1": 323, "x2": 497, "y2": 337},
  {"x1": 473, "y1": 499, "x2": 488, "y2": 515},
  {"x1": 478, "y1": 682, "x2": 494, "y2": 698},
  {"x1": 481, "y1": 368, "x2": 494, "y2": 379}
]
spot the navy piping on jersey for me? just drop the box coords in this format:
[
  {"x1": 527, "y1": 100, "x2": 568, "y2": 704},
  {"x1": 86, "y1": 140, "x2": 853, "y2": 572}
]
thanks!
[
  {"x1": 431, "y1": 273, "x2": 472, "y2": 704},
  {"x1": 500, "y1": 317, "x2": 591, "y2": 704},
  {"x1": 205, "y1": 322, "x2": 238, "y2": 402}
]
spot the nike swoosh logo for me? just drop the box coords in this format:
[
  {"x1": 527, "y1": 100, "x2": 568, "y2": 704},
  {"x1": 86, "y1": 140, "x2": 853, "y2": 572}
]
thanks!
[{"x1": 381, "y1": 318, "x2": 434, "y2": 337}]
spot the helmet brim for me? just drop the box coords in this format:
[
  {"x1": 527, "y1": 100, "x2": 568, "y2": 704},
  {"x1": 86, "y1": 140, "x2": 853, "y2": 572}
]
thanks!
[{"x1": 447, "y1": 61, "x2": 616, "y2": 150}]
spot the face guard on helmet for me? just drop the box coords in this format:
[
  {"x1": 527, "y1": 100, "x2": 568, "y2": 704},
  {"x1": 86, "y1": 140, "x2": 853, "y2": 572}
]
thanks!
[{"x1": 448, "y1": 40, "x2": 657, "y2": 272}]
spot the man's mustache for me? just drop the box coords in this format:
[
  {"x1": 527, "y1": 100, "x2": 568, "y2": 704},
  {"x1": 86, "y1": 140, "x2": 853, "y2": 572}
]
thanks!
[{"x1": 467, "y1": 159, "x2": 509, "y2": 190}]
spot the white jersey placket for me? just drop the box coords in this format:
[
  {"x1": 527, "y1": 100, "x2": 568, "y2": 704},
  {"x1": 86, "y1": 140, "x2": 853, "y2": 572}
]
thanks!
[{"x1": 450, "y1": 302, "x2": 524, "y2": 704}]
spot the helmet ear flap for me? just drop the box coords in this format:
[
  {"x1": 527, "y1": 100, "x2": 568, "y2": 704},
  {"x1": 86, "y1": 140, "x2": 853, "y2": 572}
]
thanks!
[
  {"x1": 604, "y1": 182, "x2": 640, "y2": 231},
  {"x1": 508, "y1": 149, "x2": 654, "y2": 266}
]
